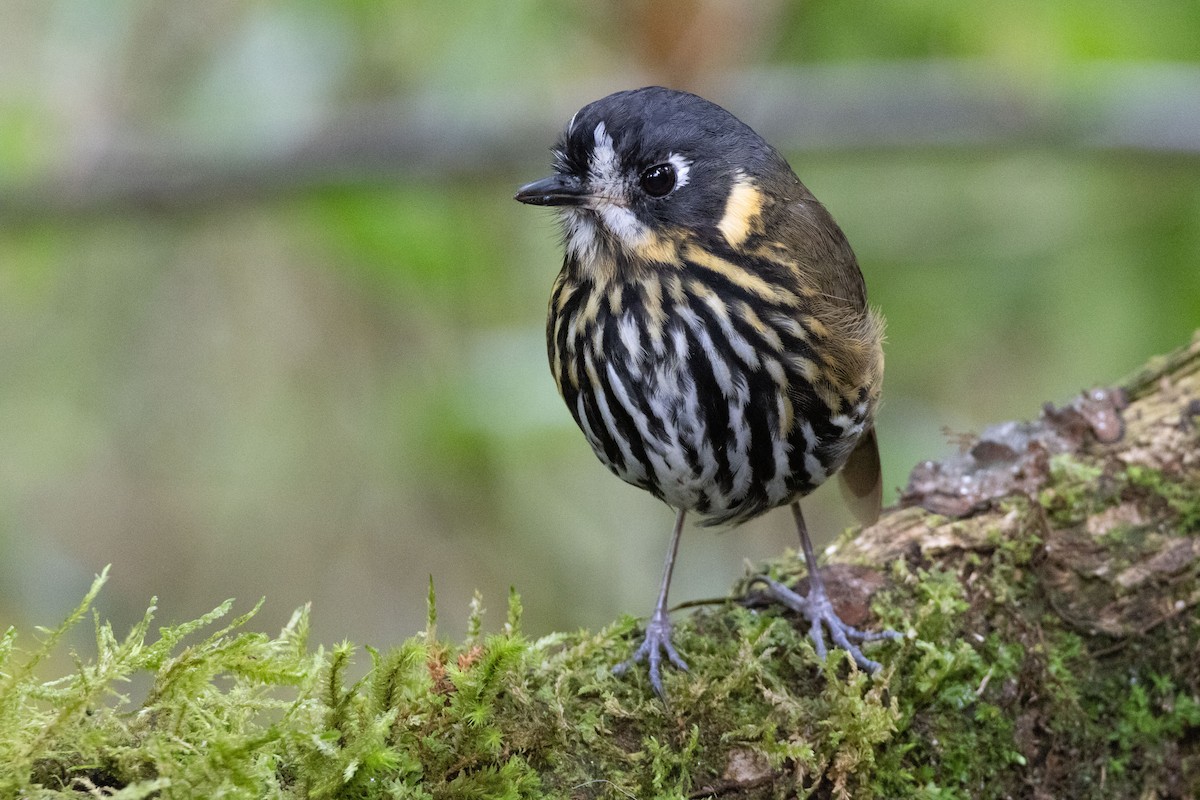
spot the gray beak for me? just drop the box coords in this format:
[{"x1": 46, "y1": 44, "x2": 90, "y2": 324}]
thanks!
[{"x1": 514, "y1": 174, "x2": 589, "y2": 206}]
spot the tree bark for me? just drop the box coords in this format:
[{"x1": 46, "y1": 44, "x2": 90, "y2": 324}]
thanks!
[{"x1": 632, "y1": 330, "x2": 1200, "y2": 800}]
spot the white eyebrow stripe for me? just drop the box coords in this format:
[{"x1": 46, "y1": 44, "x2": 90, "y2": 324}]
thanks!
[{"x1": 591, "y1": 121, "x2": 619, "y2": 180}]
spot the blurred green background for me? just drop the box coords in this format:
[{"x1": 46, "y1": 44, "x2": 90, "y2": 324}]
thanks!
[{"x1": 1, "y1": 1, "x2": 1197, "y2": 649}]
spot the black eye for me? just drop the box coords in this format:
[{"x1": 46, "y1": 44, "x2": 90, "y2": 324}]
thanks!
[{"x1": 639, "y1": 163, "x2": 676, "y2": 197}]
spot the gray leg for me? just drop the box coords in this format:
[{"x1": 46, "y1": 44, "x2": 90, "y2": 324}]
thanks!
[{"x1": 613, "y1": 508, "x2": 689, "y2": 697}]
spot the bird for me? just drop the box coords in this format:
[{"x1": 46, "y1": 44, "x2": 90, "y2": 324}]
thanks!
[{"x1": 514, "y1": 86, "x2": 899, "y2": 697}]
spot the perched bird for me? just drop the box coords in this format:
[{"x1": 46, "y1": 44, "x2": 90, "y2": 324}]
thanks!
[{"x1": 515, "y1": 86, "x2": 898, "y2": 696}]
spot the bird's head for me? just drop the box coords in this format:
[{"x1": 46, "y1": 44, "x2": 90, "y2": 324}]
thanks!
[{"x1": 515, "y1": 87, "x2": 798, "y2": 270}]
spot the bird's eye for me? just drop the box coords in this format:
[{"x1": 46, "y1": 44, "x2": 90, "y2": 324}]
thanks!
[{"x1": 639, "y1": 163, "x2": 677, "y2": 197}]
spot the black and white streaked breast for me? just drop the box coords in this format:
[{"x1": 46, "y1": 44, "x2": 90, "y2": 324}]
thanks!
[{"x1": 547, "y1": 241, "x2": 874, "y2": 527}]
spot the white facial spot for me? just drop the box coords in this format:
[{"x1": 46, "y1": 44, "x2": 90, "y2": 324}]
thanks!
[
  {"x1": 596, "y1": 204, "x2": 648, "y2": 248},
  {"x1": 666, "y1": 153, "x2": 691, "y2": 191}
]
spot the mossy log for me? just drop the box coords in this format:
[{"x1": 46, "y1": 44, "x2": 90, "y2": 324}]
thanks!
[{"x1": 4, "y1": 333, "x2": 1199, "y2": 800}]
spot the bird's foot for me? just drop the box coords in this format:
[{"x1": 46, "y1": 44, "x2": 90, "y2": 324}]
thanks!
[
  {"x1": 752, "y1": 575, "x2": 901, "y2": 673},
  {"x1": 613, "y1": 608, "x2": 688, "y2": 697}
]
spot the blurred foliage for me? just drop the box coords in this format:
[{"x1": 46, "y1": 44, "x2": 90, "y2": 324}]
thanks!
[
  {"x1": 0, "y1": 1, "x2": 1197, "y2": 655},
  {"x1": 783, "y1": 0, "x2": 1200, "y2": 62}
]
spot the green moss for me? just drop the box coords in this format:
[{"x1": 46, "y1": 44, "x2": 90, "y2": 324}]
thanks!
[
  {"x1": 1106, "y1": 673, "x2": 1200, "y2": 777},
  {"x1": 1039, "y1": 453, "x2": 1108, "y2": 525},
  {"x1": 1126, "y1": 464, "x2": 1200, "y2": 533},
  {"x1": 1013, "y1": 625, "x2": 1200, "y2": 798},
  {"x1": 0, "y1": 566, "x2": 909, "y2": 798},
  {"x1": 863, "y1": 561, "x2": 1029, "y2": 799},
  {"x1": 4, "y1": 490, "x2": 1198, "y2": 800}
]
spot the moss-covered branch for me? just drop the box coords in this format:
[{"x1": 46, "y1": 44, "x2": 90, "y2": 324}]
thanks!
[{"x1": 3, "y1": 333, "x2": 1199, "y2": 799}]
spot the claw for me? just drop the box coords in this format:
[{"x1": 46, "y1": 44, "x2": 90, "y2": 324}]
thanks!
[
  {"x1": 753, "y1": 575, "x2": 900, "y2": 674},
  {"x1": 613, "y1": 608, "x2": 688, "y2": 697}
]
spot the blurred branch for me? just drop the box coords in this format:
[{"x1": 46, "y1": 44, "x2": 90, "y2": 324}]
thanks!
[{"x1": 4, "y1": 61, "x2": 1200, "y2": 221}]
